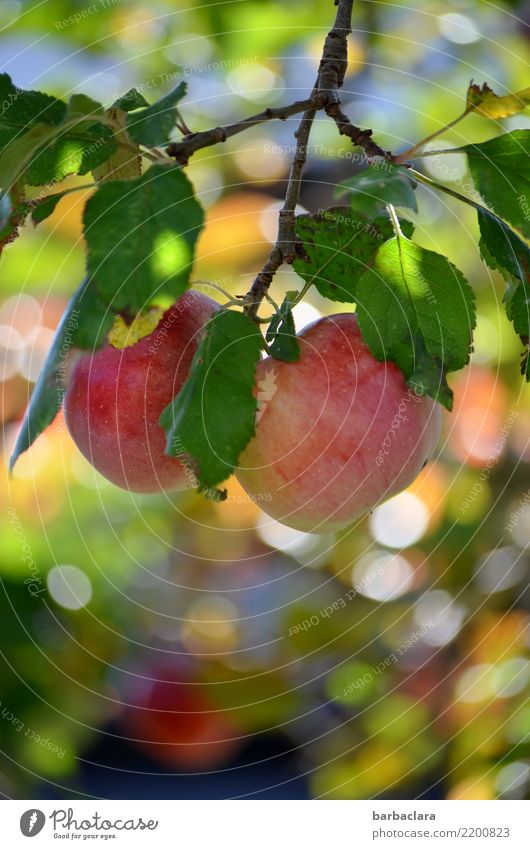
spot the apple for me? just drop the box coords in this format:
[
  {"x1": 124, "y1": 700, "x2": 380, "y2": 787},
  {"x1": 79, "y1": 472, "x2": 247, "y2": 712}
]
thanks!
[
  {"x1": 236, "y1": 313, "x2": 441, "y2": 533},
  {"x1": 64, "y1": 290, "x2": 217, "y2": 492},
  {"x1": 122, "y1": 665, "x2": 240, "y2": 769}
]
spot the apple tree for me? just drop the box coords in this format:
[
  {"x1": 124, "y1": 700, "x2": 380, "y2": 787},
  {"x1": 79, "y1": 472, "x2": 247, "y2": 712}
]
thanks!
[{"x1": 3, "y1": 0, "x2": 530, "y2": 533}]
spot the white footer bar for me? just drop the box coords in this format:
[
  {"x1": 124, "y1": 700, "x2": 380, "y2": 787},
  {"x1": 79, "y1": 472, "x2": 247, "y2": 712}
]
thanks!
[{"x1": 1, "y1": 799, "x2": 528, "y2": 847}]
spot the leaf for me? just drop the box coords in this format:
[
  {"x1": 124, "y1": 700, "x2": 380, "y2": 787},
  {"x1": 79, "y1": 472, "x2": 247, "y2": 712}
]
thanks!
[
  {"x1": 293, "y1": 207, "x2": 413, "y2": 303},
  {"x1": 29, "y1": 185, "x2": 93, "y2": 225},
  {"x1": 0, "y1": 123, "x2": 58, "y2": 189},
  {"x1": 504, "y1": 277, "x2": 530, "y2": 378},
  {"x1": 0, "y1": 74, "x2": 116, "y2": 187},
  {"x1": 9, "y1": 277, "x2": 112, "y2": 471},
  {"x1": 127, "y1": 81, "x2": 187, "y2": 147},
  {"x1": 477, "y1": 209, "x2": 530, "y2": 285},
  {"x1": 466, "y1": 81, "x2": 530, "y2": 119},
  {"x1": 477, "y1": 210, "x2": 530, "y2": 377},
  {"x1": 25, "y1": 120, "x2": 116, "y2": 186},
  {"x1": 0, "y1": 73, "x2": 65, "y2": 150},
  {"x1": 457, "y1": 131, "x2": 530, "y2": 239},
  {"x1": 356, "y1": 234, "x2": 476, "y2": 409},
  {"x1": 406, "y1": 334, "x2": 453, "y2": 410},
  {"x1": 93, "y1": 107, "x2": 141, "y2": 182},
  {"x1": 265, "y1": 294, "x2": 300, "y2": 361},
  {"x1": 30, "y1": 191, "x2": 70, "y2": 224},
  {"x1": 83, "y1": 164, "x2": 204, "y2": 312},
  {"x1": 160, "y1": 310, "x2": 263, "y2": 488},
  {"x1": 112, "y1": 89, "x2": 150, "y2": 112},
  {"x1": 336, "y1": 162, "x2": 418, "y2": 213},
  {"x1": 65, "y1": 93, "x2": 104, "y2": 119},
  {"x1": 505, "y1": 281, "x2": 530, "y2": 378},
  {"x1": 70, "y1": 282, "x2": 113, "y2": 349}
]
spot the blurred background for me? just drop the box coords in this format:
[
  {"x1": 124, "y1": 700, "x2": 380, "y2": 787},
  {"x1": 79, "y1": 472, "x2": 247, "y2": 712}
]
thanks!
[{"x1": 1, "y1": 0, "x2": 529, "y2": 800}]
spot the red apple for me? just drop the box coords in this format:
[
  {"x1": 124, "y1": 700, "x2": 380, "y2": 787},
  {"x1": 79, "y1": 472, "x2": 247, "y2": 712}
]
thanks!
[
  {"x1": 123, "y1": 666, "x2": 240, "y2": 769},
  {"x1": 236, "y1": 313, "x2": 441, "y2": 533},
  {"x1": 64, "y1": 290, "x2": 217, "y2": 492}
]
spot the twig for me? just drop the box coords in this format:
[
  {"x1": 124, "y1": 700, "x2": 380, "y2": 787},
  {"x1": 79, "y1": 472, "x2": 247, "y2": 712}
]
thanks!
[
  {"x1": 167, "y1": 95, "x2": 325, "y2": 166},
  {"x1": 325, "y1": 103, "x2": 393, "y2": 160},
  {"x1": 318, "y1": 0, "x2": 392, "y2": 160},
  {"x1": 395, "y1": 108, "x2": 472, "y2": 164},
  {"x1": 244, "y1": 0, "x2": 373, "y2": 319},
  {"x1": 166, "y1": 2, "x2": 391, "y2": 169},
  {"x1": 166, "y1": 1, "x2": 393, "y2": 319},
  {"x1": 244, "y1": 101, "x2": 317, "y2": 320}
]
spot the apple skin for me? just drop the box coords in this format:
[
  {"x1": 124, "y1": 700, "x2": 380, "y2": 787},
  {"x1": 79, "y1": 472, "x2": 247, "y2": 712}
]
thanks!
[
  {"x1": 64, "y1": 291, "x2": 217, "y2": 492},
  {"x1": 236, "y1": 313, "x2": 441, "y2": 533}
]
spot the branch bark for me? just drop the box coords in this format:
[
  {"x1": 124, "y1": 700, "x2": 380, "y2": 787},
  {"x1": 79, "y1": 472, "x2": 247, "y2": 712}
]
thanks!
[
  {"x1": 167, "y1": 1, "x2": 394, "y2": 321},
  {"x1": 243, "y1": 101, "x2": 317, "y2": 320},
  {"x1": 244, "y1": 0, "x2": 383, "y2": 319},
  {"x1": 166, "y1": 95, "x2": 326, "y2": 166},
  {"x1": 166, "y1": 2, "x2": 392, "y2": 168}
]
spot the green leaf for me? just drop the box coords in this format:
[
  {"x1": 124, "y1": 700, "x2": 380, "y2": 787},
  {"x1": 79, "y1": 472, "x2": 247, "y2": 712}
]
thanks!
[
  {"x1": 112, "y1": 89, "x2": 150, "y2": 112},
  {"x1": 505, "y1": 280, "x2": 530, "y2": 378},
  {"x1": 160, "y1": 310, "x2": 263, "y2": 488},
  {"x1": 30, "y1": 191, "x2": 69, "y2": 224},
  {"x1": 0, "y1": 123, "x2": 58, "y2": 189},
  {"x1": 336, "y1": 163, "x2": 418, "y2": 213},
  {"x1": 477, "y1": 210, "x2": 530, "y2": 378},
  {"x1": 478, "y1": 209, "x2": 530, "y2": 285},
  {"x1": 0, "y1": 73, "x2": 65, "y2": 150},
  {"x1": 70, "y1": 282, "x2": 113, "y2": 349},
  {"x1": 265, "y1": 295, "x2": 300, "y2": 361},
  {"x1": 65, "y1": 93, "x2": 104, "y2": 119},
  {"x1": 293, "y1": 207, "x2": 413, "y2": 303},
  {"x1": 83, "y1": 164, "x2": 204, "y2": 312},
  {"x1": 466, "y1": 81, "x2": 530, "y2": 119},
  {"x1": 0, "y1": 74, "x2": 116, "y2": 187},
  {"x1": 127, "y1": 81, "x2": 187, "y2": 147},
  {"x1": 356, "y1": 234, "x2": 476, "y2": 409},
  {"x1": 92, "y1": 107, "x2": 141, "y2": 182},
  {"x1": 29, "y1": 185, "x2": 93, "y2": 225},
  {"x1": 458, "y1": 131, "x2": 530, "y2": 239},
  {"x1": 9, "y1": 278, "x2": 112, "y2": 472},
  {"x1": 25, "y1": 120, "x2": 116, "y2": 186},
  {"x1": 407, "y1": 334, "x2": 454, "y2": 410}
]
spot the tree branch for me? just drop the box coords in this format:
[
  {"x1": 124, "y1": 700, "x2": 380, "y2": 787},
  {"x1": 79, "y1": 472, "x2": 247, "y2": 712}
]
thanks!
[
  {"x1": 166, "y1": 95, "x2": 326, "y2": 166},
  {"x1": 243, "y1": 101, "x2": 317, "y2": 320},
  {"x1": 317, "y1": 1, "x2": 392, "y2": 160},
  {"x1": 167, "y1": 1, "x2": 393, "y2": 320},
  {"x1": 166, "y1": 1, "x2": 392, "y2": 168},
  {"x1": 244, "y1": 0, "x2": 375, "y2": 319},
  {"x1": 325, "y1": 103, "x2": 393, "y2": 160}
]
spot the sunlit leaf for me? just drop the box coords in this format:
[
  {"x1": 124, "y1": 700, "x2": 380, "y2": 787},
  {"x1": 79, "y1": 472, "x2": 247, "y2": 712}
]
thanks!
[
  {"x1": 294, "y1": 207, "x2": 413, "y2": 303},
  {"x1": 127, "y1": 81, "x2": 187, "y2": 147},
  {"x1": 160, "y1": 310, "x2": 262, "y2": 488},
  {"x1": 466, "y1": 81, "x2": 530, "y2": 119},
  {"x1": 356, "y1": 234, "x2": 476, "y2": 408},
  {"x1": 83, "y1": 164, "x2": 204, "y2": 312}
]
